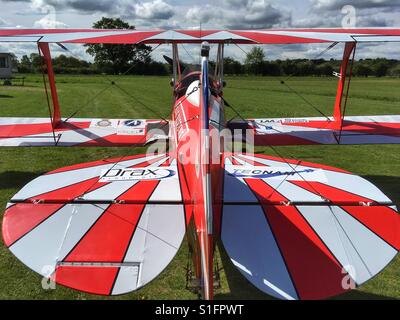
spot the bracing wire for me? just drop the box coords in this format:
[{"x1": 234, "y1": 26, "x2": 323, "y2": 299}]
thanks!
[
  {"x1": 58, "y1": 43, "x2": 165, "y2": 122},
  {"x1": 233, "y1": 41, "x2": 340, "y2": 121}
]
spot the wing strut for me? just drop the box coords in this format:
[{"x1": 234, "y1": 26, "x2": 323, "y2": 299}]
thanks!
[
  {"x1": 38, "y1": 42, "x2": 61, "y2": 128},
  {"x1": 333, "y1": 42, "x2": 356, "y2": 128}
]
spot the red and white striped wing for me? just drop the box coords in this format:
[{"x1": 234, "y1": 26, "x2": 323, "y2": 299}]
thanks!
[
  {"x1": 0, "y1": 117, "x2": 168, "y2": 147},
  {"x1": 2, "y1": 153, "x2": 185, "y2": 295},
  {"x1": 0, "y1": 28, "x2": 400, "y2": 44},
  {"x1": 221, "y1": 153, "x2": 399, "y2": 300}
]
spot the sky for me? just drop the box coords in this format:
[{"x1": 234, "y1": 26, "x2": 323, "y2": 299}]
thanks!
[{"x1": 0, "y1": 0, "x2": 400, "y2": 62}]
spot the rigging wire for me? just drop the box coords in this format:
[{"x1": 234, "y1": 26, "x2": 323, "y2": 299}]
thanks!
[
  {"x1": 222, "y1": 95, "x2": 329, "y2": 201},
  {"x1": 233, "y1": 41, "x2": 340, "y2": 121},
  {"x1": 181, "y1": 44, "x2": 196, "y2": 66},
  {"x1": 75, "y1": 82, "x2": 199, "y2": 200},
  {"x1": 58, "y1": 43, "x2": 165, "y2": 122}
]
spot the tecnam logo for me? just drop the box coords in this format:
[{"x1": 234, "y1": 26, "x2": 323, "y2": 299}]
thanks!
[
  {"x1": 227, "y1": 166, "x2": 316, "y2": 180},
  {"x1": 100, "y1": 167, "x2": 176, "y2": 182}
]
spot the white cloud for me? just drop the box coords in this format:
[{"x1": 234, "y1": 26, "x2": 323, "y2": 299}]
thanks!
[
  {"x1": 311, "y1": 0, "x2": 400, "y2": 11},
  {"x1": 184, "y1": 0, "x2": 290, "y2": 29},
  {"x1": 186, "y1": 5, "x2": 219, "y2": 24},
  {"x1": 33, "y1": 16, "x2": 68, "y2": 28},
  {"x1": 134, "y1": 0, "x2": 174, "y2": 20},
  {"x1": 1, "y1": 0, "x2": 400, "y2": 61},
  {"x1": 291, "y1": 0, "x2": 400, "y2": 28}
]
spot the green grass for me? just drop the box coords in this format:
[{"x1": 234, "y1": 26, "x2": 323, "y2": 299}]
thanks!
[{"x1": 0, "y1": 74, "x2": 399, "y2": 300}]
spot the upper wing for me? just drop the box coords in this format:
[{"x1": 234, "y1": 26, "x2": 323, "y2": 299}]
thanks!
[
  {"x1": 0, "y1": 117, "x2": 169, "y2": 146},
  {"x1": 221, "y1": 153, "x2": 400, "y2": 300},
  {"x1": 2, "y1": 153, "x2": 185, "y2": 295},
  {"x1": 0, "y1": 28, "x2": 400, "y2": 44},
  {"x1": 228, "y1": 115, "x2": 400, "y2": 146}
]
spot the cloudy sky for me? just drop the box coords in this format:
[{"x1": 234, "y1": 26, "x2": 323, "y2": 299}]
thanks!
[{"x1": 1, "y1": 0, "x2": 400, "y2": 62}]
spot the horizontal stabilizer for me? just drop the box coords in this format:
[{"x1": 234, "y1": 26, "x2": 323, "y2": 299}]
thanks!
[
  {"x1": 221, "y1": 153, "x2": 399, "y2": 299},
  {"x1": 2, "y1": 153, "x2": 185, "y2": 295}
]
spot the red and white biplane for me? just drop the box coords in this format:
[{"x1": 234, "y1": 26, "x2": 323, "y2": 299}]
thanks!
[{"x1": 1, "y1": 28, "x2": 400, "y2": 300}]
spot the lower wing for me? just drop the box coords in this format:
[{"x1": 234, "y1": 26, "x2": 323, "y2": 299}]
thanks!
[
  {"x1": 0, "y1": 117, "x2": 169, "y2": 146},
  {"x1": 228, "y1": 115, "x2": 400, "y2": 146},
  {"x1": 2, "y1": 152, "x2": 185, "y2": 295}
]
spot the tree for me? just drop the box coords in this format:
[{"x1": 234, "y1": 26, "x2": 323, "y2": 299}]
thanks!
[
  {"x1": 18, "y1": 55, "x2": 32, "y2": 73},
  {"x1": 389, "y1": 64, "x2": 400, "y2": 77},
  {"x1": 260, "y1": 61, "x2": 281, "y2": 76},
  {"x1": 373, "y1": 60, "x2": 390, "y2": 77},
  {"x1": 245, "y1": 47, "x2": 265, "y2": 74},
  {"x1": 30, "y1": 53, "x2": 44, "y2": 73},
  {"x1": 52, "y1": 54, "x2": 94, "y2": 74},
  {"x1": 316, "y1": 62, "x2": 333, "y2": 76},
  {"x1": 224, "y1": 57, "x2": 243, "y2": 75},
  {"x1": 353, "y1": 63, "x2": 372, "y2": 77},
  {"x1": 8, "y1": 53, "x2": 18, "y2": 72},
  {"x1": 85, "y1": 17, "x2": 152, "y2": 74}
]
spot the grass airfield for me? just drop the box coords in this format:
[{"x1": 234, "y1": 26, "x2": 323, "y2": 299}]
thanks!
[{"x1": 0, "y1": 74, "x2": 399, "y2": 299}]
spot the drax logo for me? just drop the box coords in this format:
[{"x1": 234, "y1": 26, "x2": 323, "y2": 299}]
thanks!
[{"x1": 100, "y1": 167, "x2": 176, "y2": 182}]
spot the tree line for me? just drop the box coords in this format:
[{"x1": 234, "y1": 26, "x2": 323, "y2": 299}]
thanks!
[
  {"x1": 222, "y1": 46, "x2": 400, "y2": 77},
  {"x1": 11, "y1": 17, "x2": 400, "y2": 78},
  {"x1": 16, "y1": 53, "x2": 169, "y2": 75},
  {"x1": 14, "y1": 53, "x2": 400, "y2": 77}
]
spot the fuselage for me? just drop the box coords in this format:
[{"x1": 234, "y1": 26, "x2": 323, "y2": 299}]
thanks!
[{"x1": 170, "y1": 65, "x2": 225, "y2": 299}]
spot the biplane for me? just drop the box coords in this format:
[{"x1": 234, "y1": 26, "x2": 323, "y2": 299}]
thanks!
[{"x1": 0, "y1": 28, "x2": 400, "y2": 300}]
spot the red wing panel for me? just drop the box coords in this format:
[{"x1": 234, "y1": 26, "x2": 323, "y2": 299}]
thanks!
[
  {"x1": 263, "y1": 205, "x2": 349, "y2": 299},
  {"x1": 2, "y1": 203, "x2": 64, "y2": 247},
  {"x1": 53, "y1": 266, "x2": 119, "y2": 295}
]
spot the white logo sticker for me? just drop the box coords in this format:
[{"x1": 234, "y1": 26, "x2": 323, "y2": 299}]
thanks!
[
  {"x1": 99, "y1": 167, "x2": 176, "y2": 182},
  {"x1": 90, "y1": 119, "x2": 118, "y2": 129}
]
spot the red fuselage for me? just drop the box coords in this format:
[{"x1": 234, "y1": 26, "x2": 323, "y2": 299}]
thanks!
[{"x1": 170, "y1": 71, "x2": 224, "y2": 299}]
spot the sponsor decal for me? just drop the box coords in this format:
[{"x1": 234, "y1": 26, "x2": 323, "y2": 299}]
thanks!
[
  {"x1": 117, "y1": 119, "x2": 146, "y2": 135},
  {"x1": 226, "y1": 165, "x2": 325, "y2": 181},
  {"x1": 96, "y1": 119, "x2": 112, "y2": 127},
  {"x1": 257, "y1": 125, "x2": 273, "y2": 130},
  {"x1": 174, "y1": 102, "x2": 189, "y2": 140},
  {"x1": 99, "y1": 166, "x2": 176, "y2": 182},
  {"x1": 256, "y1": 118, "x2": 310, "y2": 124},
  {"x1": 90, "y1": 119, "x2": 118, "y2": 129},
  {"x1": 123, "y1": 119, "x2": 142, "y2": 127}
]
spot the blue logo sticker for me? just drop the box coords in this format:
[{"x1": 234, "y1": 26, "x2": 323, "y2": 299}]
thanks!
[{"x1": 123, "y1": 120, "x2": 142, "y2": 127}]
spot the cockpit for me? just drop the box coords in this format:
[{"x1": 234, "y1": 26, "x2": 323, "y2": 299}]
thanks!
[{"x1": 174, "y1": 71, "x2": 220, "y2": 99}]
